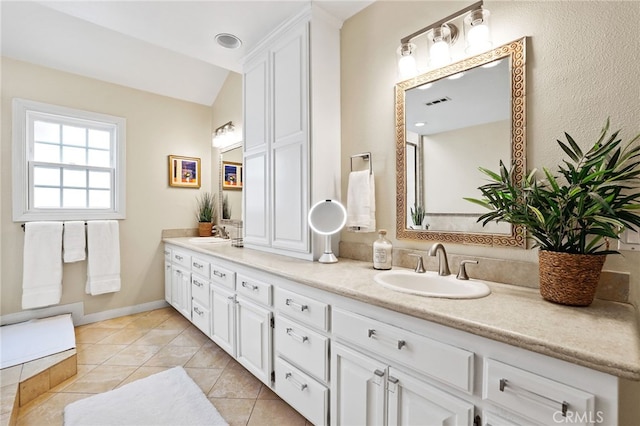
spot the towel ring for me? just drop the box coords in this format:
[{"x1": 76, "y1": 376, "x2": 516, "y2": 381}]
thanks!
[{"x1": 350, "y1": 152, "x2": 372, "y2": 175}]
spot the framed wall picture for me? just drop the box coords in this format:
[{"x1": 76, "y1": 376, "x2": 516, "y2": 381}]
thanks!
[
  {"x1": 223, "y1": 161, "x2": 243, "y2": 190},
  {"x1": 168, "y1": 155, "x2": 201, "y2": 188}
]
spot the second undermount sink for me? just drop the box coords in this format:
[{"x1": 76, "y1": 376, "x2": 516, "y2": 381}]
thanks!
[{"x1": 374, "y1": 269, "x2": 491, "y2": 299}]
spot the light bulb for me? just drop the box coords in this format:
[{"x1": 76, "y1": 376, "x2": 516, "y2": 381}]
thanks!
[
  {"x1": 430, "y1": 41, "x2": 450, "y2": 68},
  {"x1": 397, "y1": 43, "x2": 418, "y2": 80},
  {"x1": 464, "y1": 9, "x2": 492, "y2": 54}
]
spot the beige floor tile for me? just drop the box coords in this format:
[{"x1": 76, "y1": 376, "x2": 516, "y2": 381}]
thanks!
[
  {"x1": 98, "y1": 327, "x2": 148, "y2": 345},
  {"x1": 208, "y1": 398, "x2": 255, "y2": 426},
  {"x1": 170, "y1": 325, "x2": 210, "y2": 347},
  {"x1": 50, "y1": 364, "x2": 98, "y2": 393},
  {"x1": 115, "y1": 366, "x2": 169, "y2": 388},
  {"x1": 184, "y1": 367, "x2": 224, "y2": 394},
  {"x1": 154, "y1": 314, "x2": 191, "y2": 331},
  {"x1": 61, "y1": 365, "x2": 137, "y2": 394},
  {"x1": 143, "y1": 345, "x2": 200, "y2": 367},
  {"x1": 247, "y1": 399, "x2": 307, "y2": 426},
  {"x1": 103, "y1": 345, "x2": 162, "y2": 366},
  {"x1": 76, "y1": 344, "x2": 127, "y2": 365},
  {"x1": 126, "y1": 315, "x2": 169, "y2": 330},
  {"x1": 82, "y1": 315, "x2": 137, "y2": 329},
  {"x1": 258, "y1": 384, "x2": 280, "y2": 400},
  {"x1": 17, "y1": 392, "x2": 91, "y2": 426},
  {"x1": 0, "y1": 365, "x2": 22, "y2": 387},
  {"x1": 1, "y1": 384, "x2": 18, "y2": 415},
  {"x1": 208, "y1": 361, "x2": 262, "y2": 399},
  {"x1": 74, "y1": 326, "x2": 118, "y2": 344},
  {"x1": 141, "y1": 307, "x2": 175, "y2": 320},
  {"x1": 184, "y1": 345, "x2": 232, "y2": 369},
  {"x1": 133, "y1": 329, "x2": 182, "y2": 346}
]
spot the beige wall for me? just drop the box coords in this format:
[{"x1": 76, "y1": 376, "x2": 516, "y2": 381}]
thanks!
[
  {"x1": 1, "y1": 57, "x2": 213, "y2": 317},
  {"x1": 340, "y1": 1, "x2": 640, "y2": 419},
  {"x1": 211, "y1": 72, "x2": 243, "y2": 221}
]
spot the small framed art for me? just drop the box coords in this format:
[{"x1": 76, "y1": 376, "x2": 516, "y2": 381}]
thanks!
[
  {"x1": 168, "y1": 155, "x2": 201, "y2": 188},
  {"x1": 223, "y1": 161, "x2": 243, "y2": 190}
]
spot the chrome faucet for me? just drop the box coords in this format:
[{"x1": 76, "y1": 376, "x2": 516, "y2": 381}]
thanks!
[
  {"x1": 213, "y1": 225, "x2": 229, "y2": 239},
  {"x1": 408, "y1": 254, "x2": 426, "y2": 273},
  {"x1": 428, "y1": 243, "x2": 451, "y2": 276}
]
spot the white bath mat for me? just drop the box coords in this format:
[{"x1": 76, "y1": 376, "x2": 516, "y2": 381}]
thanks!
[
  {"x1": 64, "y1": 366, "x2": 228, "y2": 426},
  {"x1": 0, "y1": 313, "x2": 75, "y2": 369}
]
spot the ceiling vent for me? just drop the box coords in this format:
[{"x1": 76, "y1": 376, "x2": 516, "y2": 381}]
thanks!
[{"x1": 425, "y1": 96, "x2": 451, "y2": 106}]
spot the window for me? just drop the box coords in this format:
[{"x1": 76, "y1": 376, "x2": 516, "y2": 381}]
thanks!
[{"x1": 12, "y1": 99, "x2": 126, "y2": 221}]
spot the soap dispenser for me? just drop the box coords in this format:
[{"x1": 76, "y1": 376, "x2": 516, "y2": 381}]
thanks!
[{"x1": 373, "y1": 229, "x2": 392, "y2": 270}]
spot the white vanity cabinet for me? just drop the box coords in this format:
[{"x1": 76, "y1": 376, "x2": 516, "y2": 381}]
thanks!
[
  {"x1": 163, "y1": 248, "x2": 172, "y2": 303},
  {"x1": 169, "y1": 248, "x2": 192, "y2": 320},
  {"x1": 242, "y1": 5, "x2": 341, "y2": 260},
  {"x1": 190, "y1": 256, "x2": 211, "y2": 335}
]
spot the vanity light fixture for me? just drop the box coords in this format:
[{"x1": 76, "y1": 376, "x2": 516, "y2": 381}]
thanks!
[
  {"x1": 397, "y1": 0, "x2": 491, "y2": 77},
  {"x1": 212, "y1": 121, "x2": 238, "y2": 148}
]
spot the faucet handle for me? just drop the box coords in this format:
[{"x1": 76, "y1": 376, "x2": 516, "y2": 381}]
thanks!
[
  {"x1": 408, "y1": 254, "x2": 426, "y2": 273},
  {"x1": 456, "y1": 260, "x2": 478, "y2": 280}
]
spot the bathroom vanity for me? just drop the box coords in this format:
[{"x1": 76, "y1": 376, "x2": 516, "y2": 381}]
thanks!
[{"x1": 164, "y1": 238, "x2": 639, "y2": 426}]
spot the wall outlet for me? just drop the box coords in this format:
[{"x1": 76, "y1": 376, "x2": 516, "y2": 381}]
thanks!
[{"x1": 618, "y1": 228, "x2": 640, "y2": 251}]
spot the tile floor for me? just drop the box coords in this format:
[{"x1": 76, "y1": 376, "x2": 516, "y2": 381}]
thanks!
[{"x1": 14, "y1": 307, "x2": 311, "y2": 426}]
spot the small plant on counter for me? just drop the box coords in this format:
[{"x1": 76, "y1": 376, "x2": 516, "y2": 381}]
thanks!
[
  {"x1": 195, "y1": 192, "x2": 217, "y2": 237},
  {"x1": 222, "y1": 193, "x2": 232, "y2": 220}
]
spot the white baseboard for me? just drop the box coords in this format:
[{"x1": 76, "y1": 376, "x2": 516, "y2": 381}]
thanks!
[{"x1": 0, "y1": 300, "x2": 170, "y2": 327}]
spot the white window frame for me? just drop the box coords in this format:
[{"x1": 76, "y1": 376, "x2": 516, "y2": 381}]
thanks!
[{"x1": 12, "y1": 98, "x2": 126, "y2": 221}]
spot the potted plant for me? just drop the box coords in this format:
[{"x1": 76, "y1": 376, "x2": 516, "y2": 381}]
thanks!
[
  {"x1": 222, "y1": 194, "x2": 232, "y2": 220},
  {"x1": 410, "y1": 203, "x2": 426, "y2": 229},
  {"x1": 466, "y1": 119, "x2": 640, "y2": 306},
  {"x1": 196, "y1": 192, "x2": 217, "y2": 237}
]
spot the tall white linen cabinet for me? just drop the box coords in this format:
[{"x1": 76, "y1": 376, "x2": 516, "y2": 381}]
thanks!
[{"x1": 242, "y1": 5, "x2": 342, "y2": 260}]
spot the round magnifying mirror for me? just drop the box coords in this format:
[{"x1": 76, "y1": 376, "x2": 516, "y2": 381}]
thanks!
[{"x1": 308, "y1": 200, "x2": 347, "y2": 263}]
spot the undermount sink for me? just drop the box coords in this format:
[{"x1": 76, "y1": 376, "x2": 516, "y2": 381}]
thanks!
[
  {"x1": 188, "y1": 237, "x2": 231, "y2": 244},
  {"x1": 374, "y1": 269, "x2": 491, "y2": 299}
]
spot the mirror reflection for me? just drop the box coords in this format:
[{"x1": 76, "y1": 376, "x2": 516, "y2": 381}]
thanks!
[
  {"x1": 220, "y1": 145, "x2": 242, "y2": 221},
  {"x1": 396, "y1": 38, "x2": 526, "y2": 247}
]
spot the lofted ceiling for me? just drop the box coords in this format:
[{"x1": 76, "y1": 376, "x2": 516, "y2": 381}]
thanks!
[{"x1": 1, "y1": 0, "x2": 373, "y2": 106}]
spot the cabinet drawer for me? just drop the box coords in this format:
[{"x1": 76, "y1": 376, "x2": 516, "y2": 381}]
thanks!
[
  {"x1": 332, "y1": 308, "x2": 474, "y2": 393},
  {"x1": 483, "y1": 359, "x2": 595, "y2": 425},
  {"x1": 275, "y1": 357, "x2": 328, "y2": 426},
  {"x1": 191, "y1": 276, "x2": 210, "y2": 308},
  {"x1": 210, "y1": 263, "x2": 236, "y2": 290},
  {"x1": 164, "y1": 247, "x2": 172, "y2": 262},
  {"x1": 236, "y1": 273, "x2": 272, "y2": 306},
  {"x1": 171, "y1": 249, "x2": 191, "y2": 269},
  {"x1": 274, "y1": 287, "x2": 328, "y2": 331},
  {"x1": 191, "y1": 300, "x2": 210, "y2": 336},
  {"x1": 275, "y1": 315, "x2": 328, "y2": 382},
  {"x1": 191, "y1": 256, "x2": 210, "y2": 278}
]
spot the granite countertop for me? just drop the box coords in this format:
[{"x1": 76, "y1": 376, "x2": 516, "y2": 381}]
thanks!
[{"x1": 164, "y1": 237, "x2": 640, "y2": 381}]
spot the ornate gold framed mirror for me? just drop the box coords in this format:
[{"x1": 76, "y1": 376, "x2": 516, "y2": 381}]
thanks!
[{"x1": 395, "y1": 37, "x2": 526, "y2": 247}]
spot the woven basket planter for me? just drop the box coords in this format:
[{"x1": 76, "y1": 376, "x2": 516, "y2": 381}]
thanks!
[
  {"x1": 198, "y1": 222, "x2": 213, "y2": 237},
  {"x1": 538, "y1": 250, "x2": 606, "y2": 306}
]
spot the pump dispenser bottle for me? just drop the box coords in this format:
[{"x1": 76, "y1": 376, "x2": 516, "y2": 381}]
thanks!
[{"x1": 373, "y1": 229, "x2": 392, "y2": 270}]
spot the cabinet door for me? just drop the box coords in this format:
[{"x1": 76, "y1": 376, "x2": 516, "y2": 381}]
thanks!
[
  {"x1": 270, "y1": 22, "x2": 309, "y2": 253},
  {"x1": 387, "y1": 367, "x2": 474, "y2": 426},
  {"x1": 244, "y1": 53, "x2": 268, "y2": 152},
  {"x1": 164, "y1": 261, "x2": 172, "y2": 303},
  {"x1": 331, "y1": 343, "x2": 386, "y2": 426},
  {"x1": 236, "y1": 296, "x2": 272, "y2": 385},
  {"x1": 243, "y1": 151, "x2": 270, "y2": 247},
  {"x1": 211, "y1": 284, "x2": 236, "y2": 357},
  {"x1": 171, "y1": 265, "x2": 191, "y2": 319}
]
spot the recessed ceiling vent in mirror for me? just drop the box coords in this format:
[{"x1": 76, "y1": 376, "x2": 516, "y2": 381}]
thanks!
[{"x1": 425, "y1": 97, "x2": 452, "y2": 106}]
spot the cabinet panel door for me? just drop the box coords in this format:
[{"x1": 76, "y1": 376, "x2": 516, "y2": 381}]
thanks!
[
  {"x1": 272, "y1": 22, "x2": 308, "y2": 145},
  {"x1": 244, "y1": 55, "x2": 268, "y2": 152},
  {"x1": 272, "y1": 141, "x2": 308, "y2": 252},
  {"x1": 171, "y1": 266, "x2": 191, "y2": 319},
  {"x1": 331, "y1": 343, "x2": 386, "y2": 426},
  {"x1": 387, "y1": 367, "x2": 474, "y2": 426},
  {"x1": 164, "y1": 261, "x2": 172, "y2": 303},
  {"x1": 236, "y1": 296, "x2": 272, "y2": 385},
  {"x1": 210, "y1": 284, "x2": 236, "y2": 357},
  {"x1": 244, "y1": 152, "x2": 270, "y2": 246}
]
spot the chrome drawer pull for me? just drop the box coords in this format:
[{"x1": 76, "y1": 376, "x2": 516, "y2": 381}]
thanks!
[
  {"x1": 241, "y1": 281, "x2": 259, "y2": 291},
  {"x1": 175, "y1": 255, "x2": 183, "y2": 261},
  {"x1": 374, "y1": 369, "x2": 385, "y2": 377},
  {"x1": 285, "y1": 299, "x2": 308, "y2": 311},
  {"x1": 213, "y1": 270, "x2": 226, "y2": 278},
  {"x1": 285, "y1": 372, "x2": 308, "y2": 391},
  {"x1": 368, "y1": 329, "x2": 376, "y2": 338},
  {"x1": 227, "y1": 296, "x2": 235, "y2": 301},
  {"x1": 397, "y1": 340, "x2": 406, "y2": 350},
  {"x1": 193, "y1": 307, "x2": 203, "y2": 316},
  {"x1": 499, "y1": 379, "x2": 569, "y2": 417},
  {"x1": 286, "y1": 328, "x2": 309, "y2": 343},
  {"x1": 193, "y1": 262, "x2": 203, "y2": 269},
  {"x1": 193, "y1": 280, "x2": 204, "y2": 288}
]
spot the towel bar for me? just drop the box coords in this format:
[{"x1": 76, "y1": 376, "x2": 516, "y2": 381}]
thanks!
[
  {"x1": 21, "y1": 222, "x2": 88, "y2": 232},
  {"x1": 350, "y1": 152, "x2": 372, "y2": 175}
]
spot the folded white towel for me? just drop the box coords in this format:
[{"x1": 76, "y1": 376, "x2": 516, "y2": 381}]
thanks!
[
  {"x1": 63, "y1": 221, "x2": 86, "y2": 263},
  {"x1": 22, "y1": 222, "x2": 63, "y2": 309},
  {"x1": 346, "y1": 170, "x2": 376, "y2": 233},
  {"x1": 86, "y1": 221, "x2": 121, "y2": 296}
]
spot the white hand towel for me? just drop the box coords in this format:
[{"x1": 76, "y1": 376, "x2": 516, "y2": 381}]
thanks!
[
  {"x1": 22, "y1": 222, "x2": 63, "y2": 309},
  {"x1": 63, "y1": 221, "x2": 86, "y2": 263},
  {"x1": 86, "y1": 221, "x2": 121, "y2": 295},
  {"x1": 346, "y1": 170, "x2": 376, "y2": 233}
]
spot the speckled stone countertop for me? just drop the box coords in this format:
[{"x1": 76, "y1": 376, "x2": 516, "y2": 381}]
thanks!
[{"x1": 164, "y1": 237, "x2": 640, "y2": 381}]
